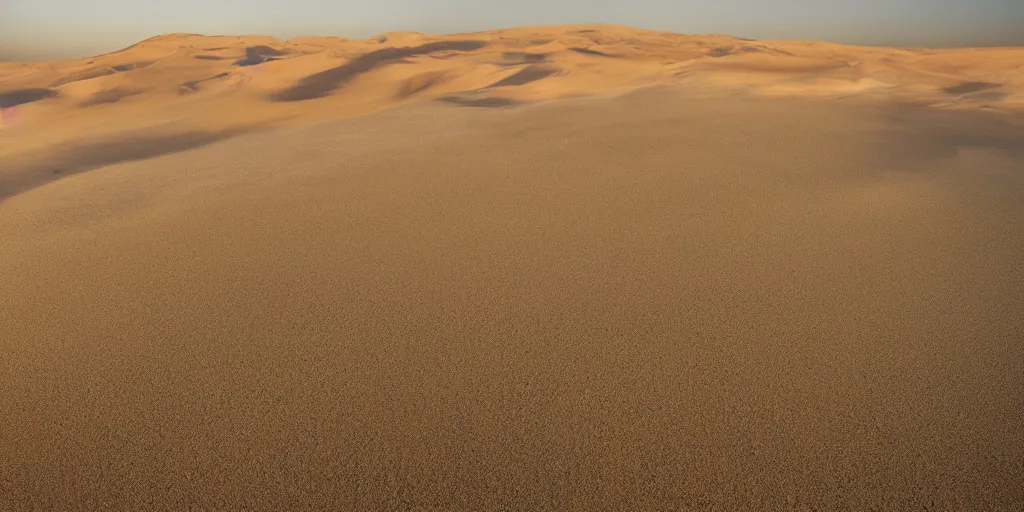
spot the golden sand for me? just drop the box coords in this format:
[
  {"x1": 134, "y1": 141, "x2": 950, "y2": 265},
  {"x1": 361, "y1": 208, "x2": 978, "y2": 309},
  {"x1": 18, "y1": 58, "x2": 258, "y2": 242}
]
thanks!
[{"x1": 2, "y1": 25, "x2": 1023, "y2": 509}]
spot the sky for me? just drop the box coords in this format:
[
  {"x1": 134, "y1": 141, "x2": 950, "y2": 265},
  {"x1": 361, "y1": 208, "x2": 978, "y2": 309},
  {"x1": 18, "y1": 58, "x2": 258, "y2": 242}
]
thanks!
[{"x1": 2, "y1": 0, "x2": 1023, "y2": 60}]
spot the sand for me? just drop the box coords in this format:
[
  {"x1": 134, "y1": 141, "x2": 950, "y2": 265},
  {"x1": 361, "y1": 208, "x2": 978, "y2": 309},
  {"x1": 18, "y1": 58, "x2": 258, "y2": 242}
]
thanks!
[{"x1": 2, "y1": 25, "x2": 1024, "y2": 509}]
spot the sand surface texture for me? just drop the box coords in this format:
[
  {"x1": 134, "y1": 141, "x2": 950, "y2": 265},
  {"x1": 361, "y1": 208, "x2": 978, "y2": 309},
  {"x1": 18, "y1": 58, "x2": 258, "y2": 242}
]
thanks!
[{"x1": 2, "y1": 25, "x2": 1024, "y2": 509}]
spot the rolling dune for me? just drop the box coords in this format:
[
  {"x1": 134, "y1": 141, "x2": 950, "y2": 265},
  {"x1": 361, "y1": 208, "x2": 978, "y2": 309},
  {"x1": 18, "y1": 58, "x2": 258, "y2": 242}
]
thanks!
[
  {"x1": 2, "y1": 25, "x2": 1023, "y2": 510},
  {"x1": 3, "y1": 25, "x2": 1023, "y2": 172}
]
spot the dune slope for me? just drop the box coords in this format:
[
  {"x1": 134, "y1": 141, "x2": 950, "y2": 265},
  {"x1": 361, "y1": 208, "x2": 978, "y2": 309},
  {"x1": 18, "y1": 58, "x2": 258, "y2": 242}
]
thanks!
[{"x1": 2, "y1": 82, "x2": 1023, "y2": 508}]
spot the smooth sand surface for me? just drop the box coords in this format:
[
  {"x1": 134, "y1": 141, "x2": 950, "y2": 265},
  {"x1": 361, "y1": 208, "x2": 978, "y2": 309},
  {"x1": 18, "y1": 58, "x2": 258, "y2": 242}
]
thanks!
[{"x1": 2, "y1": 25, "x2": 1024, "y2": 509}]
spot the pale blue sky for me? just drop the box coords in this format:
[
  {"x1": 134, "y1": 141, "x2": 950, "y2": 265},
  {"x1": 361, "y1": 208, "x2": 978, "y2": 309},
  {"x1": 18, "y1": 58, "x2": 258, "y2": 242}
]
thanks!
[{"x1": 2, "y1": 0, "x2": 1022, "y2": 59}]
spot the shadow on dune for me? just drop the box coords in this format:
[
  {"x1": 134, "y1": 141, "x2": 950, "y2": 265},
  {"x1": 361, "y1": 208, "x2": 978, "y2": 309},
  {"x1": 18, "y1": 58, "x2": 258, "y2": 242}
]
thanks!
[
  {"x1": 43, "y1": 63, "x2": 153, "y2": 89},
  {"x1": 396, "y1": 72, "x2": 447, "y2": 99},
  {"x1": 436, "y1": 95, "x2": 521, "y2": 108},
  {"x1": 503, "y1": 52, "x2": 547, "y2": 62},
  {"x1": 707, "y1": 46, "x2": 761, "y2": 57},
  {"x1": 234, "y1": 46, "x2": 288, "y2": 67},
  {"x1": 180, "y1": 73, "x2": 231, "y2": 93},
  {"x1": 111, "y1": 62, "x2": 154, "y2": 72},
  {"x1": 876, "y1": 102, "x2": 1024, "y2": 171},
  {"x1": 0, "y1": 128, "x2": 254, "y2": 202},
  {"x1": 568, "y1": 47, "x2": 619, "y2": 58},
  {"x1": 942, "y1": 81, "x2": 1000, "y2": 95},
  {"x1": 78, "y1": 88, "x2": 142, "y2": 107},
  {"x1": 270, "y1": 40, "x2": 487, "y2": 102},
  {"x1": 0, "y1": 88, "x2": 58, "y2": 107},
  {"x1": 486, "y1": 65, "x2": 558, "y2": 88},
  {"x1": 49, "y1": 68, "x2": 117, "y2": 87}
]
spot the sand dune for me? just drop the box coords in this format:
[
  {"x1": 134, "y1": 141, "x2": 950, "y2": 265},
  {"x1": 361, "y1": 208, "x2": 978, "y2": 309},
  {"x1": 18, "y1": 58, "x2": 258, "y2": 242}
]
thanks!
[
  {"x1": 1, "y1": 25, "x2": 1023, "y2": 509},
  {"x1": 2, "y1": 25, "x2": 1023, "y2": 174}
]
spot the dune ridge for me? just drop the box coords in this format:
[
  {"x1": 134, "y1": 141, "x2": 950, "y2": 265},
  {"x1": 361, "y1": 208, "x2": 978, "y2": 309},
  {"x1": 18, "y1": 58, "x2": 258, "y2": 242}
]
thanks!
[
  {"x1": 2, "y1": 25, "x2": 1022, "y2": 149},
  {"x1": 4, "y1": 25, "x2": 1022, "y2": 201}
]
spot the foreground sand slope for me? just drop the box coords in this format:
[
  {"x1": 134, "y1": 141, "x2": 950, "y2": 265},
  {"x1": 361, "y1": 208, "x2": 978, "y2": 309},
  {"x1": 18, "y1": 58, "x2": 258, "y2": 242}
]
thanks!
[
  {"x1": 2, "y1": 25, "x2": 1023, "y2": 193},
  {"x1": 1, "y1": 84, "x2": 1023, "y2": 508}
]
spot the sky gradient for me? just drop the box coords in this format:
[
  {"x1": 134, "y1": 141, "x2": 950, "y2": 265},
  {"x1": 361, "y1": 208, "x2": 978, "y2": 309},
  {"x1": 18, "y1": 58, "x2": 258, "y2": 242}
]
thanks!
[{"x1": 3, "y1": 0, "x2": 1023, "y2": 60}]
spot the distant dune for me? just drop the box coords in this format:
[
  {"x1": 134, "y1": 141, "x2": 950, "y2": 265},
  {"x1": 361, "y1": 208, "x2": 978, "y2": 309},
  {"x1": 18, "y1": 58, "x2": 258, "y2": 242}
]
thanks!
[
  {"x1": 2, "y1": 25, "x2": 1023, "y2": 510},
  {"x1": 2, "y1": 25, "x2": 1022, "y2": 193}
]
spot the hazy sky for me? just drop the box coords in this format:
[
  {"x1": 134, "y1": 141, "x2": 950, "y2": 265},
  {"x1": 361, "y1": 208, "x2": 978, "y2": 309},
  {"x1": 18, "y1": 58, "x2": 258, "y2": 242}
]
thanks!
[{"x1": 2, "y1": 0, "x2": 1023, "y2": 59}]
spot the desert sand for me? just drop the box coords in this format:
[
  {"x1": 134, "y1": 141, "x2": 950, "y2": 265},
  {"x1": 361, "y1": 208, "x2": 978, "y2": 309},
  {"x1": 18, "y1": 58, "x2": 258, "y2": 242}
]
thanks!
[{"x1": 1, "y1": 25, "x2": 1023, "y2": 509}]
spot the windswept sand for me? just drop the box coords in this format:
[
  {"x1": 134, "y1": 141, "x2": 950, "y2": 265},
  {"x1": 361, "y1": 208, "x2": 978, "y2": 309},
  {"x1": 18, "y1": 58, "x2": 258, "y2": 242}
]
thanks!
[{"x1": 2, "y1": 25, "x2": 1024, "y2": 509}]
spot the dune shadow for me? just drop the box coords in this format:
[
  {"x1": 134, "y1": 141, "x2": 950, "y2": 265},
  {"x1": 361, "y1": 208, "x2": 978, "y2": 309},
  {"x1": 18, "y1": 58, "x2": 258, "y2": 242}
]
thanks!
[
  {"x1": 180, "y1": 72, "x2": 231, "y2": 93},
  {"x1": 568, "y1": 48, "x2": 619, "y2": 58},
  {"x1": 1, "y1": 128, "x2": 254, "y2": 202},
  {"x1": 486, "y1": 66, "x2": 557, "y2": 88},
  {"x1": 874, "y1": 102, "x2": 1024, "y2": 172},
  {"x1": 41, "y1": 63, "x2": 153, "y2": 89},
  {"x1": 708, "y1": 46, "x2": 761, "y2": 58},
  {"x1": 0, "y1": 88, "x2": 58, "y2": 108},
  {"x1": 503, "y1": 52, "x2": 547, "y2": 63},
  {"x1": 270, "y1": 40, "x2": 487, "y2": 102},
  {"x1": 79, "y1": 88, "x2": 142, "y2": 107},
  {"x1": 194, "y1": 55, "x2": 233, "y2": 61},
  {"x1": 397, "y1": 73, "x2": 446, "y2": 99},
  {"x1": 111, "y1": 61, "x2": 154, "y2": 72},
  {"x1": 49, "y1": 68, "x2": 117, "y2": 87},
  {"x1": 436, "y1": 96, "x2": 521, "y2": 108},
  {"x1": 942, "y1": 81, "x2": 1000, "y2": 95},
  {"x1": 234, "y1": 46, "x2": 288, "y2": 67}
]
